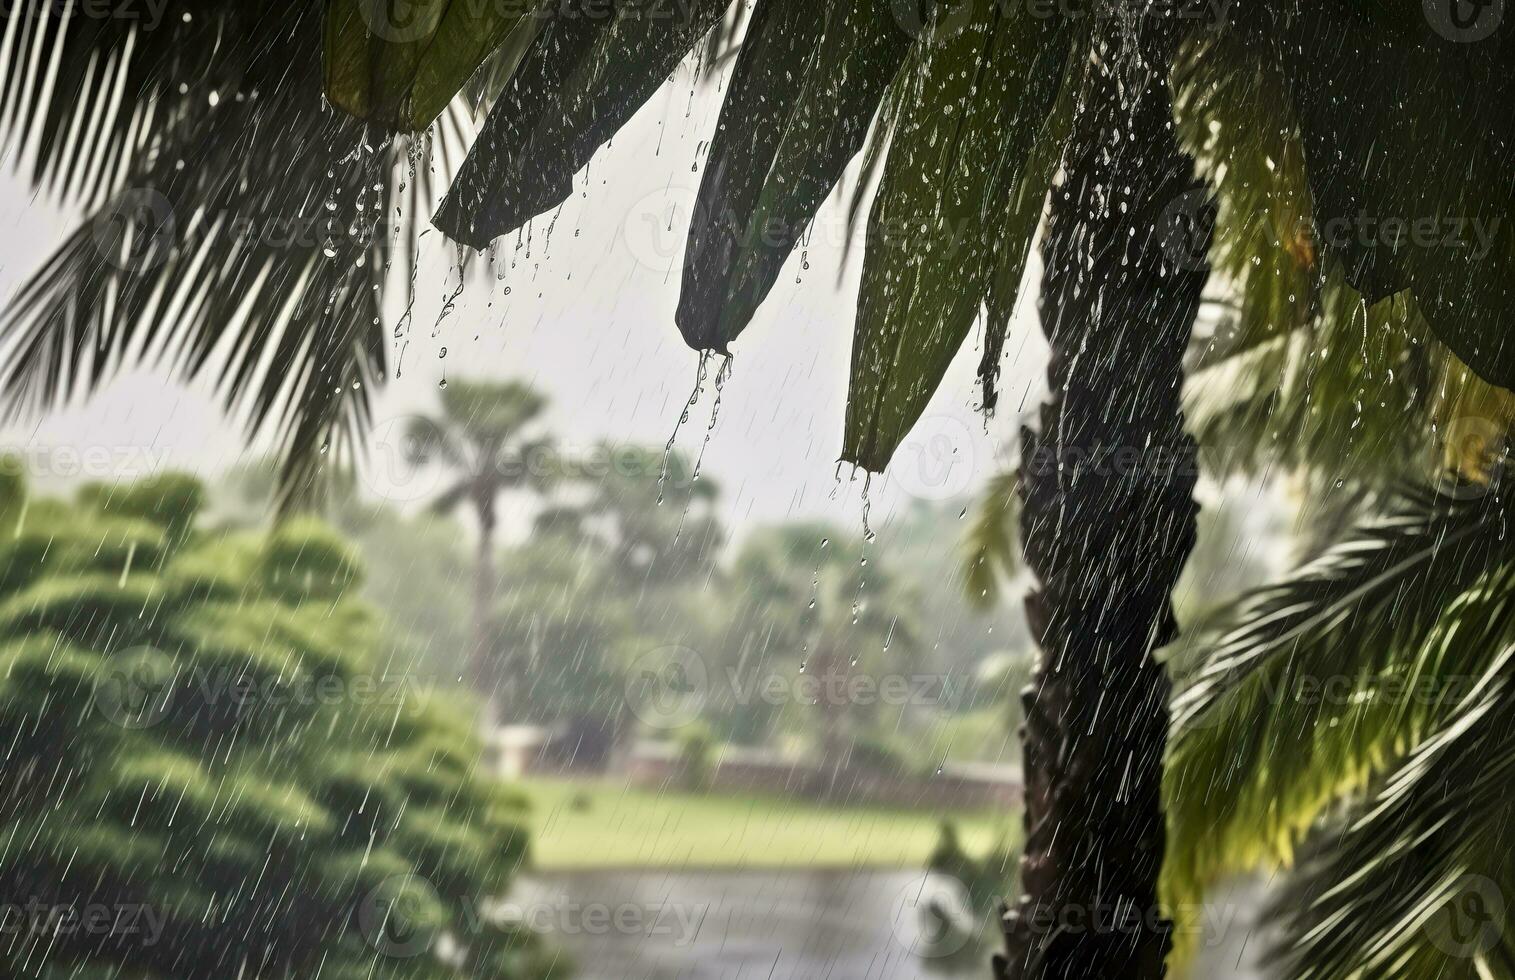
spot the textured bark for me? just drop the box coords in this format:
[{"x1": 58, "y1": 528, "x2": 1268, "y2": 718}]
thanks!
[{"x1": 997, "y1": 31, "x2": 1213, "y2": 980}]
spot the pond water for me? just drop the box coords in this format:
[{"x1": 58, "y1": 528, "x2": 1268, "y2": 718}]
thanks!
[{"x1": 506, "y1": 871, "x2": 1269, "y2": 979}]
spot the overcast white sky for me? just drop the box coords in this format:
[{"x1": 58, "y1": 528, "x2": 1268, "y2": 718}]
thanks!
[{"x1": 0, "y1": 64, "x2": 1051, "y2": 538}]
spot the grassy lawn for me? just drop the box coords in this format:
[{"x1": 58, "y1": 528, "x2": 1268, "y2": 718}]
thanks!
[{"x1": 516, "y1": 778, "x2": 1019, "y2": 871}]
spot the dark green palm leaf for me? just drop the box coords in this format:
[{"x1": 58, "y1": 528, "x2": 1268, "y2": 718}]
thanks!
[
  {"x1": 1174, "y1": 23, "x2": 1515, "y2": 489},
  {"x1": 842, "y1": 1, "x2": 1070, "y2": 470},
  {"x1": 1273, "y1": 1, "x2": 1515, "y2": 388},
  {"x1": 977, "y1": 48, "x2": 1076, "y2": 414},
  {"x1": 432, "y1": 0, "x2": 730, "y2": 248},
  {"x1": 324, "y1": 0, "x2": 534, "y2": 131},
  {"x1": 674, "y1": 0, "x2": 910, "y2": 352}
]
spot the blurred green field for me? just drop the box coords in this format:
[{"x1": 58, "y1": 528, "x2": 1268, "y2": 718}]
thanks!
[{"x1": 516, "y1": 778, "x2": 1019, "y2": 870}]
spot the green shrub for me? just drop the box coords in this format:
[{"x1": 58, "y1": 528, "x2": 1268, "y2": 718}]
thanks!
[
  {"x1": 677, "y1": 724, "x2": 717, "y2": 793},
  {"x1": 847, "y1": 734, "x2": 912, "y2": 777},
  {"x1": 0, "y1": 472, "x2": 553, "y2": 980}
]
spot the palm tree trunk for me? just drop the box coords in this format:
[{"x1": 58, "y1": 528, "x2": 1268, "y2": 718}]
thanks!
[
  {"x1": 472, "y1": 496, "x2": 499, "y2": 727},
  {"x1": 997, "y1": 35, "x2": 1212, "y2": 980}
]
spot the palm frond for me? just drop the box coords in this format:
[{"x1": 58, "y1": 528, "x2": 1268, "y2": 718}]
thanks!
[
  {"x1": 675, "y1": 0, "x2": 911, "y2": 353},
  {"x1": 1268, "y1": 650, "x2": 1515, "y2": 979},
  {"x1": 700, "y1": 0, "x2": 750, "y2": 75},
  {"x1": 1164, "y1": 479, "x2": 1515, "y2": 928},
  {"x1": 0, "y1": 1, "x2": 478, "y2": 512},
  {"x1": 433, "y1": 0, "x2": 730, "y2": 248},
  {"x1": 963, "y1": 469, "x2": 1019, "y2": 611}
]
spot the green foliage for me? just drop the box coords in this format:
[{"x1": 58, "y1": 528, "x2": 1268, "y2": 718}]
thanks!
[
  {"x1": 872, "y1": 496, "x2": 1031, "y2": 768},
  {"x1": 324, "y1": 0, "x2": 533, "y2": 131},
  {"x1": 726, "y1": 523, "x2": 923, "y2": 754},
  {"x1": 674, "y1": 0, "x2": 910, "y2": 352},
  {"x1": 1266, "y1": 664, "x2": 1515, "y2": 979},
  {"x1": 489, "y1": 534, "x2": 636, "y2": 738},
  {"x1": 413, "y1": 380, "x2": 553, "y2": 532},
  {"x1": 357, "y1": 511, "x2": 476, "y2": 683},
  {"x1": 260, "y1": 517, "x2": 367, "y2": 601},
  {"x1": 0, "y1": 454, "x2": 26, "y2": 518},
  {"x1": 928, "y1": 821, "x2": 1017, "y2": 918},
  {"x1": 1275, "y1": 3, "x2": 1515, "y2": 389},
  {"x1": 844, "y1": 0, "x2": 1071, "y2": 469},
  {"x1": 0, "y1": 0, "x2": 489, "y2": 512},
  {"x1": 77, "y1": 474, "x2": 207, "y2": 549},
  {"x1": 1165, "y1": 478, "x2": 1515, "y2": 967},
  {"x1": 435, "y1": 381, "x2": 550, "y2": 453},
  {"x1": 431, "y1": 0, "x2": 731, "y2": 244},
  {"x1": 0, "y1": 471, "x2": 547, "y2": 980},
  {"x1": 534, "y1": 444, "x2": 722, "y2": 583},
  {"x1": 327, "y1": 1, "x2": 1514, "y2": 485},
  {"x1": 846, "y1": 734, "x2": 912, "y2": 778},
  {"x1": 963, "y1": 472, "x2": 1020, "y2": 611}
]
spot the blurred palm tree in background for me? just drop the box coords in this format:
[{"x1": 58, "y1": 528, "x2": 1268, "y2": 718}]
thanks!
[
  {"x1": 404, "y1": 379, "x2": 551, "y2": 721},
  {"x1": 533, "y1": 446, "x2": 724, "y2": 586},
  {"x1": 499, "y1": 447, "x2": 725, "y2": 761},
  {"x1": 729, "y1": 523, "x2": 922, "y2": 797}
]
